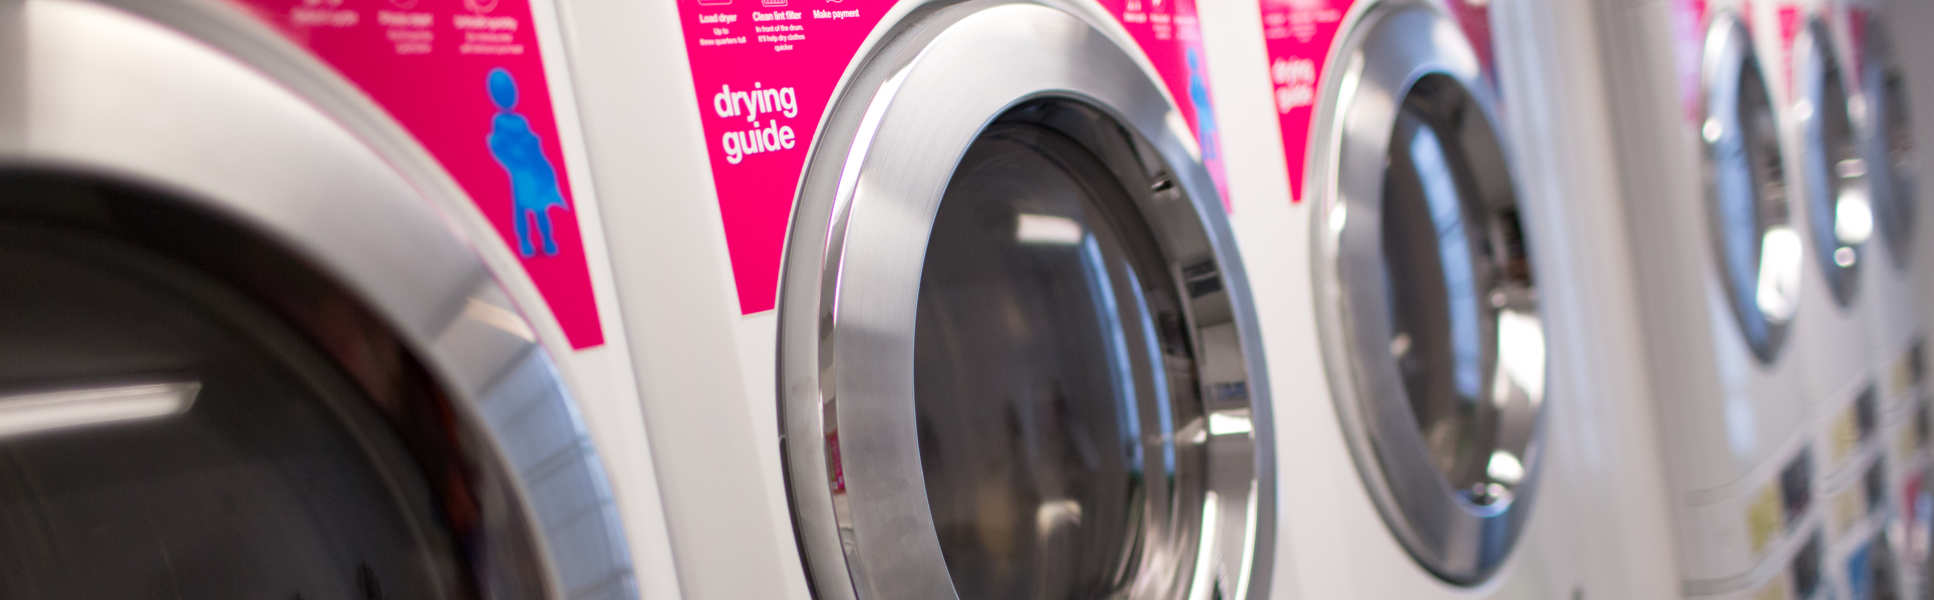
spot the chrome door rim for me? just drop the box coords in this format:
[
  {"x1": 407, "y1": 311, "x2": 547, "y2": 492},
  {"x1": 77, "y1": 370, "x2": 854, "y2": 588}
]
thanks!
[
  {"x1": 1853, "y1": 11, "x2": 1916, "y2": 271},
  {"x1": 1698, "y1": 11, "x2": 1801, "y2": 363},
  {"x1": 775, "y1": 3, "x2": 1273, "y2": 598},
  {"x1": 1307, "y1": 1, "x2": 1545, "y2": 585},
  {"x1": 1792, "y1": 13, "x2": 1868, "y2": 308}
]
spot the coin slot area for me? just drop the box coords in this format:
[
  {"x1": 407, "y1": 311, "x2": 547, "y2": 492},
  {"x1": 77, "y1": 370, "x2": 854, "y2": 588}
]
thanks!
[
  {"x1": 1782, "y1": 450, "x2": 1815, "y2": 526},
  {"x1": 1864, "y1": 460, "x2": 1888, "y2": 516},
  {"x1": 1790, "y1": 530, "x2": 1823, "y2": 599},
  {"x1": 1857, "y1": 384, "x2": 1880, "y2": 444},
  {"x1": 1849, "y1": 532, "x2": 1901, "y2": 600}
]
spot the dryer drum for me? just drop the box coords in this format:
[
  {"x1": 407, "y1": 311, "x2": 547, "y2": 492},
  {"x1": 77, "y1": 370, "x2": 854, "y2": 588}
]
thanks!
[
  {"x1": 1793, "y1": 15, "x2": 1869, "y2": 308},
  {"x1": 1311, "y1": 2, "x2": 1545, "y2": 586},
  {"x1": 0, "y1": 177, "x2": 542, "y2": 598},
  {"x1": 776, "y1": 3, "x2": 1273, "y2": 599}
]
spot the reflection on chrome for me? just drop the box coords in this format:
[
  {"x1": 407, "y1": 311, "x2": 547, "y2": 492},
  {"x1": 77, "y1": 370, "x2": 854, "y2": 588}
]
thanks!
[
  {"x1": 1486, "y1": 450, "x2": 1525, "y2": 486},
  {"x1": 1756, "y1": 225, "x2": 1802, "y2": 321},
  {"x1": 1208, "y1": 411, "x2": 1255, "y2": 436},
  {"x1": 1701, "y1": 14, "x2": 1796, "y2": 361},
  {"x1": 1495, "y1": 309, "x2": 1545, "y2": 408},
  {"x1": 1835, "y1": 183, "x2": 1875, "y2": 245},
  {"x1": 1014, "y1": 213, "x2": 1084, "y2": 246},
  {"x1": 0, "y1": 381, "x2": 198, "y2": 440}
]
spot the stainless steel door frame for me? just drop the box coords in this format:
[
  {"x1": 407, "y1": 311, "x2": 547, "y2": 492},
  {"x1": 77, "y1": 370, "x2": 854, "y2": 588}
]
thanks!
[
  {"x1": 1792, "y1": 12, "x2": 1869, "y2": 309},
  {"x1": 0, "y1": 3, "x2": 636, "y2": 598},
  {"x1": 1698, "y1": 11, "x2": 1803, "y2": 364},
  {"x1": 775, "y1": 3, "x2": 1273, "y2": 599},
  {"x1": 1852, "y1": 10, "x2": 1916, "y2": 271},
  {"x1": 1307, "y1": 0, "x2": 1545, "y2": 585}
]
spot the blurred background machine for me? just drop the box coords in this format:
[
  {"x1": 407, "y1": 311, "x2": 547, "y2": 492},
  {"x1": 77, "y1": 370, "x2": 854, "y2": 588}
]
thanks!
[
  {"x1": 1540, "y1": 0, "x2": 1933, "y2": 597},
  {"x1": 1195, "y1": 0, "x2": 1680, "y2": 597}
]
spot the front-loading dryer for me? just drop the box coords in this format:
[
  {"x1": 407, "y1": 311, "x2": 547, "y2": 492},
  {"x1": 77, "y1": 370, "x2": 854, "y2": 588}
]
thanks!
[
  {"x1": 1191, "y1": 0, "x2": 1679, "y2": 597},
  {"x1": 0, "y1": 1, "x2": 677, "y2": 597},
  {"x1": 1557, "y1": 0, "x2": 1907, "y2": 596},
  {"x1": 1769, "y1": 3, "x2": 1933, "y2": 597},
  {"x1": 561, "y1": 0, "x2": 1276, "y2": 598}
]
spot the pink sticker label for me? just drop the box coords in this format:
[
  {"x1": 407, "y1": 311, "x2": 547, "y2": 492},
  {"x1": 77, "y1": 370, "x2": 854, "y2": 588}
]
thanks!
[
  {"x1": 677, "y1": 0, "x2": 1232, "y2": 315},
  {"x1": 1669, "y1": 0, "x2": 1712, "y2": 123},
  {"x1": 1095, "y1": 0, "x2": 1233, "y2": 210},
  {"x1": 229, "y1": 0, "x2": 606, "y2": 349},
  {"x1": 1446, "y1": 0, "x2": 1494, "y2": 75},
  {"x1": 1778, "y1": 3, "x2": 1802, "y2": 100},
  {"x1": 1847, "y1": 6, "x2": 1868, "y2": 77},
  {"x1": 1257, "y1": 0, "x2": 1353, "y2": 203},
  {"x1": 674, "y1": 0, "x2": 892, "y2": 316}
]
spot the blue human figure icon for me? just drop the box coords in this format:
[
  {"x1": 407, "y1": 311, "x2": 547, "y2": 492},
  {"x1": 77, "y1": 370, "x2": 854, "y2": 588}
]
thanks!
[
  {"x1": 486, "y1": 68, "x2": 568, "y2": 257},
  {"x1": 1185, "y1": 48, "x2": 1221, "y2": 163}
]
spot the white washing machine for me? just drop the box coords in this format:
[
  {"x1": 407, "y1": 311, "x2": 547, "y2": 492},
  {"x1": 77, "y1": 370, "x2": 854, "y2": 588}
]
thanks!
[
  {"x1": 1765, "y1": 0, "x2": 1884, "y2": 474},
  {"x1": 1852, "y1": 1, "x2": 1934, "y2": 597},
  {"x1": 1777, "y1": 3, "x2": 1932, "y2": 598},
  {"x1": 1192, "y1": 0, "x2": 1679, "y2": 597},
  {"x1": 1756, "y1": 6, "x2": 1895, "y2": 554},
  {"x1": 0, "y1": 1, "x2": 679, "y2": 598},
  {"x1": 562, "y1": 0, "x2": 1278, "y2": 598},
  {"x1": 1553, "y1": 0, "x2": 1911, "y2": 596}
]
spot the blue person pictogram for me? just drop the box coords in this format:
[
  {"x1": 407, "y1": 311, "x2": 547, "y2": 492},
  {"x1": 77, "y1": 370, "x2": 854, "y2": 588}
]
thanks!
[
  {"x1": 1185, "y1": 48, "x2": 1221, "y2": 163},
  {"x1": 486, "y1": 68, "x2": 569, "y2": 257}
]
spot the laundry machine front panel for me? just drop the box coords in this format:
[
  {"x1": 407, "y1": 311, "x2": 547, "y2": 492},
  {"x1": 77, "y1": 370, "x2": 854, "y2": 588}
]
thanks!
[
  {"x1": 0, "y1": 2, "x2": 643, "y2": 597},
  {"x1": 1295, "y1": 1, "x2": 1548, "y2": 587},
  {"x1": 763, "y1": 4, "x2": 1274, "y2": 599}
]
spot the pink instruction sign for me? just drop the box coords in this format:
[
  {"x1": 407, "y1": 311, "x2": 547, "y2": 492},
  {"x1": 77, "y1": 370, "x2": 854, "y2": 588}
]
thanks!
[
  {"x1": 1096, "y1": 0, "x2": 1233, "y2": 211},
  {"x1": 229, "y1": 0, "x2": 605, "y2": 349},
  {"x1": 1258, "y1": 0, "x2": 1354, "y2": 203},
  {"x1": 678, "y1": 0, "x2": 1234, "y2": 315},
  {"x1": 674, "y1": 0, "x2": 894, "y2": 315},
  {"x1": 1668, "y1": 0, "x2": 1713, "y2": 123},
  {"x1": 1778, "y1": 3, "x2": 1802, "y2": 100}
]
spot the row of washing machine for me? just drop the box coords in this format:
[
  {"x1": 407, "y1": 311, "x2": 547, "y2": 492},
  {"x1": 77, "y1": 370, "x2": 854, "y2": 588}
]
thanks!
[{"x1": 0, "y1": 0, "x2": 1928, "y2": 598}]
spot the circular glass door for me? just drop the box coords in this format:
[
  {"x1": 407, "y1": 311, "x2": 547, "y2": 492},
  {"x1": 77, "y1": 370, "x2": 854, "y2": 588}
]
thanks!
[
  {"x1": 0, "y1": 172, "x2": 632, "y2": 600},
  {"x1": 1312, "y1": 4, "x2": 1542, "y2": 585},
  {"x1": 916, "y1": 118, "x2": 1209, "y2": 599},
  {"x1": 776, "y1": 7, "x2": 1271, "y2": 598},
  {"x1": 0, "y1": 228, "x2": 470, "y2": 598},
  {"x1": 1794, "y1": 16, "x2": 1870, "y2": 307},
  {"x1": 1856, "y1": 14, "x2": 1917, "y2": 270},
  {"x1": 1701, "y1": 13, "x2": 1800, "y2": 363}
]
